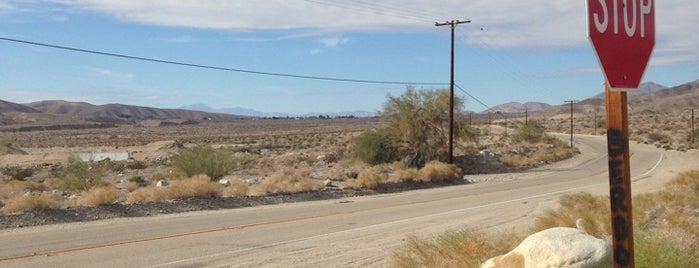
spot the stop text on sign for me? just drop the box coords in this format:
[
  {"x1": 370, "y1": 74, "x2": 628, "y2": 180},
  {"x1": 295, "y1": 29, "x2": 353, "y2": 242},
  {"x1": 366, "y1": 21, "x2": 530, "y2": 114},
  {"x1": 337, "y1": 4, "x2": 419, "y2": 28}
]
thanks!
[{"x1": 591, "y1": 0, "x2": 653, "y2": 38}]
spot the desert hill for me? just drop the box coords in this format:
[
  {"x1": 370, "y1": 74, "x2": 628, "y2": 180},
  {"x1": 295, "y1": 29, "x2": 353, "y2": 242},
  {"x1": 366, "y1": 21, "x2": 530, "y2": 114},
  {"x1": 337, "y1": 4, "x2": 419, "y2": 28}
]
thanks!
[
  {"x1": 0, "y1": 100, "x2": 39, "y2": 113},
  {"x1": 528, "y1": 80, "x2": 699, "y2": 117},
  {"x1": 25, "y1": 100, "x2": 248, "y2": 123},
  {"x1": 0, "y1": 100, "x2": 249, "y2": 128},
  {"x1": 487, "y1": 102, "x2": 552, "y2": 114}
]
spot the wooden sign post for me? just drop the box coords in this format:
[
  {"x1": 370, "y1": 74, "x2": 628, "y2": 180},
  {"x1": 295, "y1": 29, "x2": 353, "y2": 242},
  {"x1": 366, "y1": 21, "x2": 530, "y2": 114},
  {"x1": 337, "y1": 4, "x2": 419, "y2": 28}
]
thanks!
[{"x1": 604, "y1": 83, "x2": 635, "y2": 266}]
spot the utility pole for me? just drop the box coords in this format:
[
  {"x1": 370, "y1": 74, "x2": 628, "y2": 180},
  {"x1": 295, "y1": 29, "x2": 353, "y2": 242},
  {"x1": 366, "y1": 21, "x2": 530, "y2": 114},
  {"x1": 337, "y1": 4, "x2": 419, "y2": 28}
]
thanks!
[
  {"x1": 436, "y1": 19, "x2": 470, "y2": 163},
  {"x1": 564, "y1": 100, "x2": 576, "y2": 147},
  {"x1": 594, "y1": 109, "x2": 598, "y2": 135},
  {"x1": 525, "y1": 107, "x2": 529, "y2": 126},
  {"x1": 692, "y1": 108, "x2": 695, "y2": 145}
]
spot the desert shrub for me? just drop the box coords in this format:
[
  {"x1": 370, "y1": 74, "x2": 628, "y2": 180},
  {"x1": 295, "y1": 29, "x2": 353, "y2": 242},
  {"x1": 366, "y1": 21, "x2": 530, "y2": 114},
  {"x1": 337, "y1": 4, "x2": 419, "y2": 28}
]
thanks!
[
  {"x1": 634, "y1": 170, "x2": 699, "y2": 237},
  {"x1": 635, "y1": 228, "x2": 699, "y2": 267},
  {"x1": 350, "y1": 129, "x2": 398, "y2": 165},
  {"x1": 1, "y1": 192, "x2": 61, "y2": 214},
  {"x1": 501, "y1": 144, "x2": 576, "y2": 168},
  {"x1": 169, "y1": 175, "x2": 222, "y2": 199},
  {"x1": 415, "y1": 161, "x2": 462, "y2": 182},
  {"x1": 511, "y1": 121, "x2": 547, "y2": 144},
  {"x1": 126, "y1": 186, "x2": 169, "y2": 204},
  {"x1": 687, "y1": 129, "x2": 699, "y2": 148},
  {"x1": 349, "y1": 168, "x2": 388, "y2": 189},
  {"x1": 0, "y1": 180, "x2": 47, "y2": 200},
  {"x1": 380, "y1": 87, "x2": 468, "y2": 167},
  {"x1": 128, "y1": 175, "x2": 146, "y2": 184},
  {"x1": 2, "y1": 167, "x2": 35, "y2": 181},
  {"x1": 0, "y1": 135, "x2": 10, "y2": 155},
  {"x1": 173, "y1": 145, "x2": 233, "y2": 180},
  {"x1": 254, "y1": 166, "x2": 323, "y2": 194},
  {"x1": 532, "y1": 193, "x2": 611, "y2": 238},
  {"x1": 388, "y1": 166, "x2": 419, "y2": 183},
  {"x1": 220, "y1": 176, "x2": 249, "y2": 197},
  {"x1": 126, "y1": 161, "x2": 148, "y2": 170},
  {"x1": 80, "y1": 185, "x2": 120, "y2": 206},
  {"x1": 646, "y1": 130, "x2": 671, "y2": 145},
  {"x1": 391, "y1": 229, "x2": 521, "y2": 268},
  {"x1": 55, "y1": 155, "x2": 105, "y2": 193}
]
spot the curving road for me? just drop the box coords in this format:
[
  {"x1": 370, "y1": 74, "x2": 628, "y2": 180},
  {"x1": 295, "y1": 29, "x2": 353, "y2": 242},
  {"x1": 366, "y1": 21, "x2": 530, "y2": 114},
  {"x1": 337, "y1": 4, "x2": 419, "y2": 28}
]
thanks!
[{"x1": 0, "y1": 134, "x2": 694, "y2": 268}]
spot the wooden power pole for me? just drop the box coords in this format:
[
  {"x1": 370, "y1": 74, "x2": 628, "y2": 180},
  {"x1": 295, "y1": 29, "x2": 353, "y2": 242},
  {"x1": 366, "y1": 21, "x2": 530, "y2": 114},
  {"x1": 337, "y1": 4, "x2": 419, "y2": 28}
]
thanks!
[{"x1": 436, "y1": 19, "x2": 470, "y2": 164}]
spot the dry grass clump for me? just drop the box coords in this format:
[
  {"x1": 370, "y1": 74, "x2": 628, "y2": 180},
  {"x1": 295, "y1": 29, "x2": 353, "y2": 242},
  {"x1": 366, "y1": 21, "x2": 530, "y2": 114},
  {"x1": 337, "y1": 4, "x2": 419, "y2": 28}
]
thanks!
[
  {"x1": 391, "y1": 229, "x2": 521, "y2": 268},
  {"x1": 415, "y1": 161, "x2": 462, "y2": 182},
  {"x1": 79, "y1": 185, "x2": 121, "y2": 207},
  {"x1": 1, "y1": 192, "x2": 61, "y2": 214},
  {"x1": 253, "y1": 166, "x2": 323, "y2": 194},
  {"x1": 634, "y1": 170, "x2": 699, "y2": 238},
  {"x1": 532, "y1": 192, "x2": 611, "y2": 238},
  {"x1": 351, "y1": 169, "x2": 388, "y2": 189},
  {"x1": 169, "y1": 175, "x2": 222, "y2": 199},
  {"x1": 0, "y1": 180, "x2": 46, "y2": 200},
  {"x1": 220, "y1": 175, "x2": 249, "y2": 197},
  {"x1": 126, "y1": 174, "x2": 224, "y2": 204},
  {"x1": 388, "y1": 167, "x2": 419, "y2": 183},
  {"x1": 126, "y1": 186, "x2": 169, "y2": 204}
]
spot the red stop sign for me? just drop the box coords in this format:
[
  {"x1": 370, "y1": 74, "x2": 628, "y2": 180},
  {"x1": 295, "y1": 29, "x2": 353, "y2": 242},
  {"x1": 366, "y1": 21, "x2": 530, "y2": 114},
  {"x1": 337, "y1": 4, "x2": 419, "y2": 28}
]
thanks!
[{"x1": 588, "y1": 0, "x2": 655, "y2": 91}]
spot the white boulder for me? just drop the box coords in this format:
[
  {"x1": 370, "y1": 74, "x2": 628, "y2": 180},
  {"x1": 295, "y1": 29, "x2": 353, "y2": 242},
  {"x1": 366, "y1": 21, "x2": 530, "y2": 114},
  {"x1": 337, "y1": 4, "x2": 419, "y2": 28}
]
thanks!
[
  {"x1": 482, "y1": 224, "x2": 612, "y2": 268},
  {"x1": 218, "y1": 179, "x2": 231, "y2": 187},
  {"x1": 156, "y1": 179, "x2": 169, "y2": 187}
]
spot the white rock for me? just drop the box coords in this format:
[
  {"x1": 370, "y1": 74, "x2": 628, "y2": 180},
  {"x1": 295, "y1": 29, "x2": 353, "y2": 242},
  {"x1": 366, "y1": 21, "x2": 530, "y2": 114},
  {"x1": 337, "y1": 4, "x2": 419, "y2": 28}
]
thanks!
[
  {"x1": 156, "y1": 179, "x2": 169, "y2": 187},
  {"x1": 324, "y1": 179, "x2": 333, "y2": 187},
  {"x1": 481, "y1": 225, "x2": 612, "y2": 268},
  {"x1": 218, "y1": 179, "x2": 231, "y2": 187}
]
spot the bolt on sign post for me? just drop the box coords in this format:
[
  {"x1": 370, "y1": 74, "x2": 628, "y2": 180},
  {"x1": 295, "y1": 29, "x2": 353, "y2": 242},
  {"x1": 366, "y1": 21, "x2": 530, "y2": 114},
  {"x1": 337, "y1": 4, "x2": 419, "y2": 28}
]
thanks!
[{"x1": 588, "y1": 1, "x2": 655, "y2": 267}]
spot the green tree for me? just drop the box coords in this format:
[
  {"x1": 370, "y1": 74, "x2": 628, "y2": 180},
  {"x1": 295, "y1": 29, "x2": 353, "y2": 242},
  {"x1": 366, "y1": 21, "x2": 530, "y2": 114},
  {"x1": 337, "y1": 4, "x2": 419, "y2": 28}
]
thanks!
[
  {"x1": 380, "y1": 87, "x2": 470, "y2": 167},
  {"x1": 173, "y1": 145, "x2": 233, "y2": 180},
  {"x1": 350, "y1": 129, "x2": 398, "y2": 165}
]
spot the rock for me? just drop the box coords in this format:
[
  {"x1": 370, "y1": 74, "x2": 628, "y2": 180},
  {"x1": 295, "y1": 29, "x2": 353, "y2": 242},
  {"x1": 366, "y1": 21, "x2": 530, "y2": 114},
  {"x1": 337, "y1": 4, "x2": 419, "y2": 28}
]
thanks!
[
  {"x1": 156, "y1": 179, "x2": 169, "y2": 187},
  {"x1": 482, "y1": 223, "x2": 612, "y2": 268},
  {"x1": 218, "y1": 179, "x2": 231, "y2": 187},
  {"x1": 324, "y1": 179, "x2": 334, "y2": 187}
]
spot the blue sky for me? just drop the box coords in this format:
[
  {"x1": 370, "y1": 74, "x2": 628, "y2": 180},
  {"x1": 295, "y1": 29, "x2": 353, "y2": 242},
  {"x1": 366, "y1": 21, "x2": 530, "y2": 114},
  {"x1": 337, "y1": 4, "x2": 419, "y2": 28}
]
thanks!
[{"x1": 1, "y1": 1, "x2": 698, "y2": 114}]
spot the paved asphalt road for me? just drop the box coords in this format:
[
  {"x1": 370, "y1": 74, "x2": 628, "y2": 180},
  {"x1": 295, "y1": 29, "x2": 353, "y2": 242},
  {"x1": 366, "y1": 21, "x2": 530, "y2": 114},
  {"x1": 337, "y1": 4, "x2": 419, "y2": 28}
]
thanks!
[{"x1": 0, "y1": 135, "x2": 675, "y2": 267}]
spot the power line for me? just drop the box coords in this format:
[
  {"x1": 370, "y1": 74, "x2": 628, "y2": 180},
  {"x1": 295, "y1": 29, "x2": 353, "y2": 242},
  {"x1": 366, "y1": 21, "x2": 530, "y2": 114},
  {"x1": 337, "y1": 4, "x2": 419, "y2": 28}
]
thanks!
[
  {"x1": 454, "y1": 83, "x2": 501, "y2": 116},
  {"x1": 0, "y1": 36, "x2": 449, "y2": 86},
  {"x1": 303, "y1": 0, "x2": 436, "y2": 23}
]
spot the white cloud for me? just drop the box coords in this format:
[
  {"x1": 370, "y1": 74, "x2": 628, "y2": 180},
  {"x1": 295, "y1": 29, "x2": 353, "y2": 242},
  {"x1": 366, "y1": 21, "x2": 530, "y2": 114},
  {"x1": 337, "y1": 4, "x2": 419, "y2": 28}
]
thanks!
[
  {"x1": 319, "y1": 37, "x2": 350, "y2": 48},
  {"x1": 87, "y1": 67, "x2": 135, "y2": 81},
  {"x1": 46, "y1": 0, "x2": 699, "y2": 65}
]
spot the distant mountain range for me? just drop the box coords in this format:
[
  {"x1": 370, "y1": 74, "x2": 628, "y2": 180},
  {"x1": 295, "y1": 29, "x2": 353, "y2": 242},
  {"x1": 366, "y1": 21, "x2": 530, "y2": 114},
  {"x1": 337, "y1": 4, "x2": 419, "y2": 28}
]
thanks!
[
  {"x1": 1, "y1": 79, "x2": 697, "y2": 128},
  {"x1": 0, "y1": 100, "x2": 248, "y2": 127},
  {"x1": 179, "y1": 104, "x2": 376, "y2": 118},
  {"x1": 588, "y1": 81, "x2": 668, "y2": 100},
  {"x1": 485, "y1": 101, "x2": 553, "y2": 114}
]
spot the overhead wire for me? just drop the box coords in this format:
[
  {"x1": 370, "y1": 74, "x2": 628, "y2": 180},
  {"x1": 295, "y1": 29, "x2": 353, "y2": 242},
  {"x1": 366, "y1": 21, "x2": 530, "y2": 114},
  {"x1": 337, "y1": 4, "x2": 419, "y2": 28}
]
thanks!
[
  {"x1": 302, "y1": 0, "x2": 435, "y2": 23},
  {"x1": 0, "y1": 36, "x2": 449, "y2": 86}
]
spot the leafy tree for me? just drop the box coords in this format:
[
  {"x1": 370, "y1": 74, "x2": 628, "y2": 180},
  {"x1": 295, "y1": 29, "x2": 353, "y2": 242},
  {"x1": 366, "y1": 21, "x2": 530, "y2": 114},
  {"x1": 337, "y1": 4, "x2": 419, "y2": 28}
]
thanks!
[
  {"x1": 379, "y1": 87, "x2": 471, "y2": 167},
  {"x1": 350, "y1": 129, "x2": 398, "y2": 165}
]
